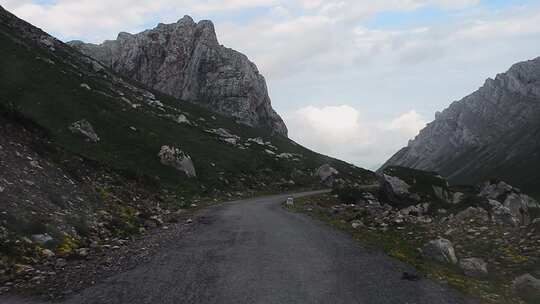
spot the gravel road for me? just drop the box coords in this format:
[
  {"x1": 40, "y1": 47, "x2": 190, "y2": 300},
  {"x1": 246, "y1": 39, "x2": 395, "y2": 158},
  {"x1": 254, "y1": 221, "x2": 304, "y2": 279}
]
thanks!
[{"x1": 3, "y1": 191, "x2": 477, "y2": 304}]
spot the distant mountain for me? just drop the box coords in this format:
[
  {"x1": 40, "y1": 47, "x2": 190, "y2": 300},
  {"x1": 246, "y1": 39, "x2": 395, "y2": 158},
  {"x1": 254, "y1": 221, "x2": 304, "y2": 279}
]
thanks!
[
  {"x1": 68, "y1": 16, "x2": 287, "y2": 136},
  {"x1": 381, "y1": 57, "x2": 540, "y2": 196}
]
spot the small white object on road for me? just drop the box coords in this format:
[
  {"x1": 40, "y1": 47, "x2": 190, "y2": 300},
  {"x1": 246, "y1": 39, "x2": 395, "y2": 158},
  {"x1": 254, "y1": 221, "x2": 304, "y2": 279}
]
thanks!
[{"x1": 286, "y1": 197, "x2": 294, "y2": 206}]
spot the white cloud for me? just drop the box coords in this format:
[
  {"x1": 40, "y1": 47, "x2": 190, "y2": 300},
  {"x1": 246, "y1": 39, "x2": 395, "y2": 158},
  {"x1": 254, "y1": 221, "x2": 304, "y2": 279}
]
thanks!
[
  {"x1": 285, "y1": 105, "x2": 426, "y2": 169},
  {"x1": 385, "y1": 110, "x2": 427, "y2": 137}
]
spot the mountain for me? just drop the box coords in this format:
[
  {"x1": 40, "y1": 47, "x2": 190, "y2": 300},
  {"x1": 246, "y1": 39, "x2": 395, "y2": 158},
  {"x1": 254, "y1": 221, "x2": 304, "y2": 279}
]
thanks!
[
  {"x1": 0, "y1": 5, "x2": 376, "y2": 276},
  {"x1": 382, "y1": 57, "x2": 540, "y2": 196},
  {"x1": 67, "y1": 16, "x2": 288, "y2": 136}
]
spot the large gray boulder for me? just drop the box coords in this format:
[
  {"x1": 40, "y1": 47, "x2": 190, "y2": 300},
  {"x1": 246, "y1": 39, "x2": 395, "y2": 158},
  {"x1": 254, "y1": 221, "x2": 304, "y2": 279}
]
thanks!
[
  {"x1": 382, "y1": 174, "x2": 410, "y2": 196},
  {"x1": 158, "y1": 146, "x2": 196, "y2": 178},
  {"x1": 512, "y1": 274, "x2": 540, "y2": 302},
  {"x1": 381, "y1": 57, "x2": 540, "y2": 194},
  {"x1": 422, "y1": 238, "x2": 458, "y2": 264},
  {"x1": 480, "y1": 181, "x2": 537, "y2": 226},
  {"x1": 314, "y1": 164, "x2": 338, "y2": 186},
  {"x1": 68, "y1": 17, "x2": 287, "y2": 136}
]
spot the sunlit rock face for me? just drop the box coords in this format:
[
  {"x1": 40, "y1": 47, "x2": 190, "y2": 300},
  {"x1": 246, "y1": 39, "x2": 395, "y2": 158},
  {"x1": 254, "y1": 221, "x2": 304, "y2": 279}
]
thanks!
[{"x1": 69, "y1": 16, "x2": 288, "y2": 137}]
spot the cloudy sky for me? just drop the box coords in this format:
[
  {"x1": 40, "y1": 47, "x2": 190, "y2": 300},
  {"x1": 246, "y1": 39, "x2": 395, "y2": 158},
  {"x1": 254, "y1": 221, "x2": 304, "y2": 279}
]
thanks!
[{"x1": 3, "y1": 0, "x2": 540, "y2": 169}]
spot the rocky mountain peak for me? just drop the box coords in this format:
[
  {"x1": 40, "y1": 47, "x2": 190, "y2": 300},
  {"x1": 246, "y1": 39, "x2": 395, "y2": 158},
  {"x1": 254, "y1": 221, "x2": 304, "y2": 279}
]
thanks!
[
  {"x1": 69, "y1": 16, "x2": 287, "y2": 136},
  {"x1": 381, "y1": 56, "x2": 540, "y2": 196},
  {"x1": 177, "y1": 15, "x2": 195, "y2": 25},
  {"x1": 117, "y1": 31, "x2": 133, "y2": 40}
]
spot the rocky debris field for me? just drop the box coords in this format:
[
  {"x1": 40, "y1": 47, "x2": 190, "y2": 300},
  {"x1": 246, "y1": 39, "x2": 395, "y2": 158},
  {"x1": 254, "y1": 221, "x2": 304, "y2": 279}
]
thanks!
[
  {"x1": 1, "y1": 207, "x2": 212, "y2": 301},
  {"x1": 287, "y1": 166, "x2": 540, "y2": 304},
  {"x1": 0, "y1": 117, "x2": 258, "y2": 300}
]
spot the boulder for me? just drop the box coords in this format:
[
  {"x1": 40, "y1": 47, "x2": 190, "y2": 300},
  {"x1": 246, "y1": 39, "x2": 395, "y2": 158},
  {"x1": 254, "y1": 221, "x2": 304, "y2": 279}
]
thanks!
[
  {"x1": 378, "y1": 173, "x2": 420, "y2": 208},
  {"x1": 489, "y1": 200, "x2": 519, "y2": 227},
  {"x1": 158, "y1": 146, "x2": 196, "y2": 178},
  {"x1": 454, "y1": 207, "x2": 490, "y2": 222},
  {"x1": 422, "y1": 238, "x2": 458, "y2": 264},
  {"x1": 458, "y1": 258, "x2": 488, "y2": 278},
  {"x1": 503, "y1": 193, "x2": 531, "y2": 226},
  {"x1": 479, "y1": 181, "x2": 514, "y2": 200},
  {"x1": 512, "y1": 274, "x2": 540, "y2": 302},
  {"x1": 383, "y1": 174, "x2": 410, "y2": 196},
  {"x1": 69, "y1": 119, "x2": 100, "y2": 142},
  {"x1": 479, "y1": 181, "x2": 538, "y2": 226},
  {"x1": 314, "y1": 164, "x2": 338, "y2": 186}
]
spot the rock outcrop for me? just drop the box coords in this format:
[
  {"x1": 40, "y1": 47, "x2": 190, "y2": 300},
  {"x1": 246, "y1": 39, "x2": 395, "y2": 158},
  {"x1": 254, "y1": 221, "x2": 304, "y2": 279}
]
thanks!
[
  {"x1": 69, "y1": 119, "x2": 100, "y2": 143},
  {"x1": 381, "y1": 57, "x2": 540, "y2": 195},
  {"x1": 68, "y1": 17, "x2": 288, "y2": 136},
  {"x1": 480, "y1": 180, "x2": 535, "y2": 226}
]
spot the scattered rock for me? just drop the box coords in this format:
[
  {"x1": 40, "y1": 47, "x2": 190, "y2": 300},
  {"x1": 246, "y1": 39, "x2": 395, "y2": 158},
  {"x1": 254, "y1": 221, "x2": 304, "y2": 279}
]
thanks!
[
  {"x1": 31, "y1": 233, "x2": 53, "y2": 245},
  {"x1": 176, "y1": 114, "x2": 191, "y2": 125},
  {"x1": 14, "y1": 264, "x2": 34, "y2": 275},
  {"x1": 41, "y1": 249, "x2": 55, "y2": 258},
  {"x1": 489, "y1": 200, "x2": 519, "y2": 227},
  {"x1": 459, "y1": 258, "x2": 488, "y2": 278},
  {"x1": 512, "y1": 274, "x2": 540, "y2": 302},
  {"x1": 69, "y1": 119, "x2": 100, "y2": 143},
  {"x1": 351, "y1": 220, "x2": 364, "y2": 229},
  {"x1": 454, "y1": 207, "x2": 489, "y2": 222},
  {"x1": 480, "y1": 181, "x2": 514, "y2": 200},
  {"x1": 75, "y1": 248, "x2": 90, "y2": 258}
]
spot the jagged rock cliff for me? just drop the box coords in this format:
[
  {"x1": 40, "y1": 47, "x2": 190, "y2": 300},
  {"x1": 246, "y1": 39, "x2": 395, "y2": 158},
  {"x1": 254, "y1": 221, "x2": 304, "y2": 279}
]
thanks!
[
  {"x1": 68, "y1": 16, "x2": 287, "y2": 136},
  {"x1": 382, "y1": 57, "x2": 540, "y2": 195}
]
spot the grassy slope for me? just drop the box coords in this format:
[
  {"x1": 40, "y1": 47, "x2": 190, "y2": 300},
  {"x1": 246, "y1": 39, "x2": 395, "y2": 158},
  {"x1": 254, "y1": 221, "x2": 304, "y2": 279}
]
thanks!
[{"x1": 0, "y1": 14, "x2": 374, "y2": 196}]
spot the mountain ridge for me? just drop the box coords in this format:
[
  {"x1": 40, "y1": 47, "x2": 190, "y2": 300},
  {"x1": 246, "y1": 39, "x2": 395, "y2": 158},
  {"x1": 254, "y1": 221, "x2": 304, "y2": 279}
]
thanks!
[
  {"x1": 381, "y1": 56, "x2": 540, "y2": 196},
  {"x1": 67, "y1": 16, "x2": 288, "y2": 136}
]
